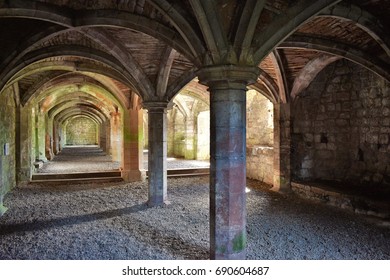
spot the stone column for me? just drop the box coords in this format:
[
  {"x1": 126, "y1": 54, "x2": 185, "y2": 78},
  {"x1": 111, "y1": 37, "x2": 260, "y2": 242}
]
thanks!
[
  {"x1": 198, "y1": 65, "x2": 259, "y2": 260},
  {"x1": 45, "y1": 115, "x2": 54, "y2": 160},
  {"x1": 53, "y1": 120, "x2": 59, "y2": 155},
  {"x1": 122, "y1": 105, "x2": 145, "y2": 182},
  {"x1": 16, "y1": 105, "x2": 33, "y2": 183},
  {"x1": 36, "y1": 110, "x2": 47, "y2": 162},
  {"x1": 272, "y1": 102, "x2": 292, "y2": 192},
  {"x1": 185, "y1": 116, "x2": 196, "y2": 159},
  {"x1": 143, "y1": 102, "x2": 168, "y2": 206},
  {"x1": 110, "y1": 110, "x2": 122, "y2": 163}
]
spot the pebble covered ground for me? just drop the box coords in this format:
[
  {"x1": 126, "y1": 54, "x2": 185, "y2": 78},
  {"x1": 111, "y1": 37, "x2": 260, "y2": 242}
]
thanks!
[
  {"x1": 3, "y1": 146, "x2": 389, "y2": 259},
  {"x1": 1, "y1": 177, "x2": 389, "y2": 260}
]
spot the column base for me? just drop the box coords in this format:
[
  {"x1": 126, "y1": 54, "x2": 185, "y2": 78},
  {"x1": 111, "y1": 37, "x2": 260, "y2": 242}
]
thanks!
[
  {"x1": 121, "y1": 170, "x2": 146, "y2": 182},
  {"x1": 214, "y1": 251, "x2": 246, "y2": 260},
  {"x1": 147, "y1": 199, "x2": 170, "y2": 207},
  {"x1": 17, "y1": 168, "x2": 31, "y2": 183}
]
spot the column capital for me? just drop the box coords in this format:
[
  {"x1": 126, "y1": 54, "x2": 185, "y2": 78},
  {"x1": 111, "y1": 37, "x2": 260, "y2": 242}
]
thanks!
[
  {"x1": 142, "y1": 101, "x2": 169, "y2": 111},
  {"x1": 197, "y1": 65, "x2": 260, "y2": 89}
]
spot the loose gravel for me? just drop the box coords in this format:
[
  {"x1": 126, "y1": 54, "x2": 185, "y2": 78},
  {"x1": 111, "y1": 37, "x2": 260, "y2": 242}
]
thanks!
[{"x1": 1, "y1": 177, "x2": 389, "y2": 260}]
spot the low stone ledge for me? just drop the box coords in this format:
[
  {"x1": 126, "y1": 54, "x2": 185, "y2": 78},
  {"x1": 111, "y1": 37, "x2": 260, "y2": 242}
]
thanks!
[
  {"x1": 291, "y1": 182, "x2": 390, "y2": 219},
  {"x1": 33, "y1": 160, "x2": 44, "y2": 170},
  {"x1": 247, "y1": 145, "x2": 273, "y2": 156}
]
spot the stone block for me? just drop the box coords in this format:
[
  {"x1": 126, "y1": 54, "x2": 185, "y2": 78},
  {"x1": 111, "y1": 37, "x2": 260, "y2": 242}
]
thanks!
[
  {"x1": 380, "y1": 127, "x2": 390, "y2": 133},
  {"x1": 322, "y1": 94, "x2": 333, "y2": 103},
  {"x1": 316, "y1": 150, "x2": 333, "y2": 159},
  {"x1": 336, "y1": 119, "x2": 349, "y2": 127},
  {"x1": 359, "y1": 109, "x2": 369, "y2": 118},
  {"x1": 300, "y1": 168, "x2": 311, "y2": 179},
  {"x1": 366, "y1": 134, "x2": 379, "y2": 144},
  {"x1": 304, "y1": 133, "x2": 314, "y2": 142},
  {"x1": 383, "y1": 107, "x2": 390, "y2": 117},
  {"x1": 382, "y1": 99, "x2": 390, "y2": 106},
  {"x1": 316, "y1": 114, "x2": 327, "y2": 121},
  {"x1": 352, "y1": 101, "x2": 361, "y2": 109},
  {"x1": 327, "y1": 104, "x2": 336, "y2": 111},
  {"x1": 326, "y1": 84, "x2": 338, "y2": 93},
  {"x1": 314, "y1": 134, "x2": 321, "y2": 143},
  {"x1": 373, "y1": 173, "x2": 383, "y2": 183},
  {"x1": 326, "y1": 143, "x2": 337, "y2": 151},
  {"x1": 327, "y1": 111, "x2": 339, "y2": 119},
  {"x1": 374, "y1": 98, "x2": 382, "y2": 107},
  {"x1": 302, "y1": 159, "x2": 314, "y2": 169},
  {"x1": 335, "y1": 91, "x2": 351, "y2": 101},
  {"x1": 341, "y1": 102, "x2": 352, "y2": 111},
  {"x1": 379, "y1": 134, "x2": 389, "y2": 145},
  {"x1": 381, "y1": 118, "x2": 390, "y2": 126},
  {"x1": 339, "y1": 113, "x2": 350, "y2": 119}
]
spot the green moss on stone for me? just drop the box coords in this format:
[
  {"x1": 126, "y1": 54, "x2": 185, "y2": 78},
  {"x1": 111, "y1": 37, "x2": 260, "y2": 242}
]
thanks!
[
  {"x1": 0, "y1": 204, "x2": 8, "y2": 216},
  {"x1": 232, "y1": 232, "x2": 247, "y2": 252},
  {"x1": 217, "y1": 245, "x2": 227, "y2": 254}
]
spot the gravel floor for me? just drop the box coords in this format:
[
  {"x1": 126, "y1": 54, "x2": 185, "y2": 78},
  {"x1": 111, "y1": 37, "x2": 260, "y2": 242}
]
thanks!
[{"x1": 0, "y1": 177, "x2": 389, "y2": 260}]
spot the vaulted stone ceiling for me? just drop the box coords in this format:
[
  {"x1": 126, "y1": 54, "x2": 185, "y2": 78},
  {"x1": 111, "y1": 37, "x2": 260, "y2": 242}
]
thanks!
[{"x1": 0, "y1": 0, "x2": 389, "y2": 119}]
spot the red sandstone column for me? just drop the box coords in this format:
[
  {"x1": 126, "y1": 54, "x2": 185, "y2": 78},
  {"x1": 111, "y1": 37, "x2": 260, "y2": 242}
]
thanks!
[
  {"x1": 272, "y1": 102, "x2": 291, "y2": 192},
  {"x1": 122, "y1": 105, "x2": 145, "y2": 182},
  {"x1": 110, "y1": 110, "x2": 122, "y2": 163},
  {"x1": 198, "y1": 65, "x2": 259, "y2": 260},
  {"x1": 143, "y1": 102, "x2": 168, "y2": 206}
]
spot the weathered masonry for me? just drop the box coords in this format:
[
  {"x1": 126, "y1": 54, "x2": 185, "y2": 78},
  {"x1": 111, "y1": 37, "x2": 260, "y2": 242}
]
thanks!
[{"x1": 0, "y1": 0, "x2": 389, "y2": 260}]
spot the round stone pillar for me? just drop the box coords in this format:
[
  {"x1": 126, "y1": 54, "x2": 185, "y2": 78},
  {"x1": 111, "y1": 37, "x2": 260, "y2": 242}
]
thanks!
[
  {"x1": 143, "y1": 102, "x2": 169, "y2": 206},
  {"x1": 198, "y1": 65, "x2": 259, "y2": 260},
  {"x1": 122, "y1": 106, "x2": 145, "y2": 182}
]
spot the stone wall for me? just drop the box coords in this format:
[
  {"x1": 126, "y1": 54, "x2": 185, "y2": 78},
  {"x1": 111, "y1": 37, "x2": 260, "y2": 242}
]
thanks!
[
  {"x1": 66, "y1": 117, "x2": 97, "y2": 145},
  {"x1": 247, "y1": 89, "x2": 274, "y2": 146},
  {"x1": 246, "y1": 90, "x2": 274, "y2": 185},
  {"x1": 292, "y1": 59, "x2": 390, "y2": 189},
  {"x1": 0, "y1": 87, "x2": 16, "y2": 215},
  {"x1": 197, "y1": 111, "x2": 210, "y2": 160},
  {"x1": 171, "y1": 109, "x2": 185, "y2": 157},
  {"x1": 246, "y1": 146, "x2": 274, "y2": 185}
]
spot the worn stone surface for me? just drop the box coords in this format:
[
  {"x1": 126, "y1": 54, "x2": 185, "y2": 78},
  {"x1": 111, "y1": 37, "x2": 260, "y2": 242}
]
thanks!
[
  {"x1": 246, "y1": 90, "x2": 274, "y2": 185},
  {"x1": 146, "y1": 104, "x2": 168, "y2": 206},
  {"x1": 0, "y1": 177, "x2": 389, "y2": 260},
  {"x1": 291, "y1": 182, "x2": 390, "y2": 218},
  {"x1": 246, "y1": 146, "x2": 273, "y2": 185},
  {"x1": 246, "y1": 89, "x2": 273, "y2": 146},
  {"x1": 196, "y1": 111, "x2": 210, "y2": 160},
  {"x1": 0, "y1": 88, "x2": 16, "y2": 214},
  {"x1": 122, "y1": 106, "x2": 144, "y2": 182},
  {"x1": 273, "y1": 102, "x2": 291, "y2": 192},
  {"x1": 293, "y1": 60, "x2": 390, "y2": 193},
  {"x1": 65, "y1": 117, "x2": 98, "y2": 145}
]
